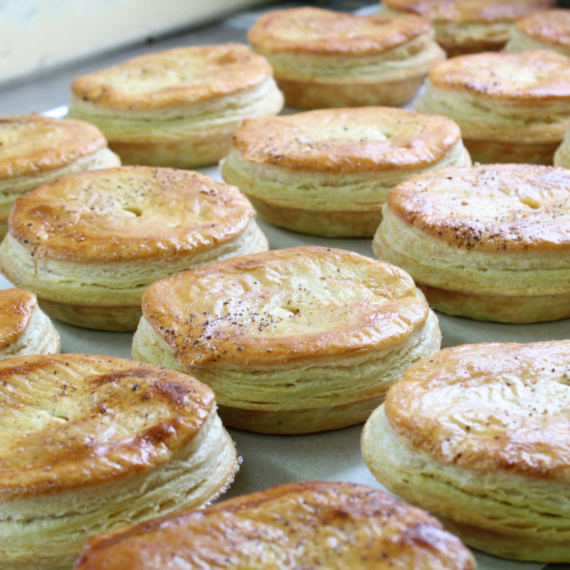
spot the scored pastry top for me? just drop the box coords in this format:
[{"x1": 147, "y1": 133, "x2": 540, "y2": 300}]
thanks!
[
  {"x1": 426, "y1": 50, "x2": 570, "y2": 101},
  {"x1": 0, "y1": 289, "x2": 37, "y2": 350},
  {"x1": 249, "y1": 7, "x2": 433, "y2": 55},
  {"x1": 0, "y1": 115, "x2": 109, "y2": 180},
  {"x1": 9, "y1": 166, "x2": 256, "y2": 263},
  {"x1": 384, "y1": 341, "x2": 570, "y2": 482},
  {"x1": 141, "y1": 246, "x2": 431, "y2": 366},
  {"x1": 71, "y1": 44, "x2": 275, "y2": 111},
  {"x1": 229, "y1": 108, "x2": 462, "y2": 173},
  {"x1": 0, "y1": 353, "x2": 214, "y2": 501},
  {"x1": 386, "y1": 164, "x2": 570, "y2": 253}
]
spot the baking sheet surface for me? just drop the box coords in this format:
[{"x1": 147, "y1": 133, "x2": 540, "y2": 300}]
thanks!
[{"x1": 1, "y1": 113, "x2": 567, "y2": 569}]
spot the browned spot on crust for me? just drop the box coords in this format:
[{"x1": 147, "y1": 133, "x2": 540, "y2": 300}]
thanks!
[{"x1": 150, "y1": 381, "x2": 194, "y2": 408}]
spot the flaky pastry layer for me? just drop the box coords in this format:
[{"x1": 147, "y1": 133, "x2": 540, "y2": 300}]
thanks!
[
  {"x1": 0, "y1": 147, "x2": 120, "y2": 221},
  {"x1": 0, "y1": 118, "x2": 120, "y2": 236},
  {"x1": 0, "y1": 116, "x2": 116, "y2": 180},
  {"x1": 249, "y1": 7, "x2": 434, "y2": 55},
  {"x1": 382, "y1": 0, "x2": 554, "y2": 54},
  {"x1": 249, "y1": 8, "x2": 443, "y2": 108},
  {"x1": 362, "y1": 340, "x2": 570, "y2": 561},
  {"x1": 415, "y1": 51, "x2": 570, "y2": 150},
  {"x1": 68, "y1": 78, "x2": 283, "y2": 142},
  {"x1": 363, "y1": 406, "x2": 570, "y2": 562},
  {"x1": 133, "y1": 308, "x2": 440, "y2": 411},
  {"x1": 221, "y1": 125, "x2": 469, "y2": 236},
  {"x1": 382, "y1": 8, "x2": 516, "y2": 54},
  {"x1": 225, "y1": 107, "x2": 467, "y2": 174},
  {"x1": 68, "y1": 47, "x2": 284, "y2": 167},
  {"x1": 137, "y1": 246, "x2": 435, "y2": 366},
  {"x1": 0, "y1": 296, "x2": 60, "y2": 360},
  {"x1": 0, "y1": 412, "x2": 238, "y2": 570},
  {"x1": 221, "y1": 109, "x2": 470, "y2": 235},
  {"x1": 0, "y1": 219, "x2": 267, "y2": 330},
  {"x1": 132, "y1": 246, "x2": 441, "y2": 433},
  {"x1": 373, "y1": 165, "x2": 570, "y2": 321},
  {"x1": 70, "y1": 44, "x2": 276, "y2": 111},
  {"x1": 6, "y1": 167, "x2": 261, "y2": 263},
  {"x1": 1, "y1": 219, "x2": 267, "y2": 306},
  {"x1": 381, "y1": 164, "x2": 570, "y2": 255},
  {"x1": 0, "y1": 167, "x2": 268, "y2": 329},
  {"x1": 68, "y1": 79, "x2": 283, "y2": 168}
]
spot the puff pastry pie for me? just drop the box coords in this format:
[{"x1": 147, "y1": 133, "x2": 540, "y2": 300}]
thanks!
[
  {"x1": 248, "y1": 7, "x2": 445, "y2": 109},
  {"x1": 74, "y1": 481, "x2": 475, "y2": 569},
  {"x1": 373, "y1": 164, "x2": 570, "y2": 323},
  {"x1": 415, "y1": 50, "x2": 570, "y2": 164},
  {"x1": 132, "y1": 246, "x2": 441, "y2": 434},
  {"x1": 0, "y1": 353, "x2": 238, "y2": 569},
  {"x1": 362, "y1": 340, "x2": 570, "y2": 562},
  {"x1": 0, "y1": 288, "x2": 59, "y2": 359},
  {"x1": 0, "y1": 166, "x2": 268, "y2": 331},
  {"x1": 382, "y1": 0, "x2": 554, "y2": 56},
  {"x1": 67, "y1": 44, "x2": 283, "y2": 168},
  {"x1": 506, "y1": 8, "x2": 570, "y2": 56},
  {"x1": 0, "y1": 115, "x2": 119, "y2": 237},
  {"x1": 221, "y1": 107, "x2": 470, "y2": 237}
]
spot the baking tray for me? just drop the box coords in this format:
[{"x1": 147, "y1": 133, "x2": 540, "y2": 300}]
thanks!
[
  {"x1": 4, "y1": 57, "x2": 569, "y2": 570},
  {"x1": 1, "y1": 161, "x2": 566, "y2": 569}
]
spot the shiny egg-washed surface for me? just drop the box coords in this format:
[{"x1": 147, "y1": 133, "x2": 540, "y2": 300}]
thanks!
[
  {"x1": 140, "y1": 246, "x2": 430, "y2": 367},
  {"x1": 70, "y1": 44, "x2": 274, "y2": 111},
  {"x1": 426, "y1": 50, "x2": 570, "y2": 100},
  {"x1": 74, "y1": 481, "x2": 475, "y2": 569},
  {"x1": 7, "y1": 166, "x2": 256, "y2": 263},
  {"x1": 0, "y1": 115, "x2": 110, "y2": 179},
  {"x1": 362, "y1": 340, "x2": 570, "y2": 561},
  {"x1": 227, "y1": 107, "x2": 463, "y2": 174},
  {"x1": 384, "y1": 341, "x2": 570, "y2": 479},
  {"x1": 248, "y1": 7, "x2": 433, "y2": 55},
  {"x1": 0, "y1": 353, "x2": 214, "y2": 500},
  {"x1": 0, "y1": 290, "x2": 60, "y2": 360},
  {"x1": 385, "y1": 164, "x2": 570, "y2": 253},
  {"x1": 0, "y1": 289, "x2": 37, "y2": 350}
]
